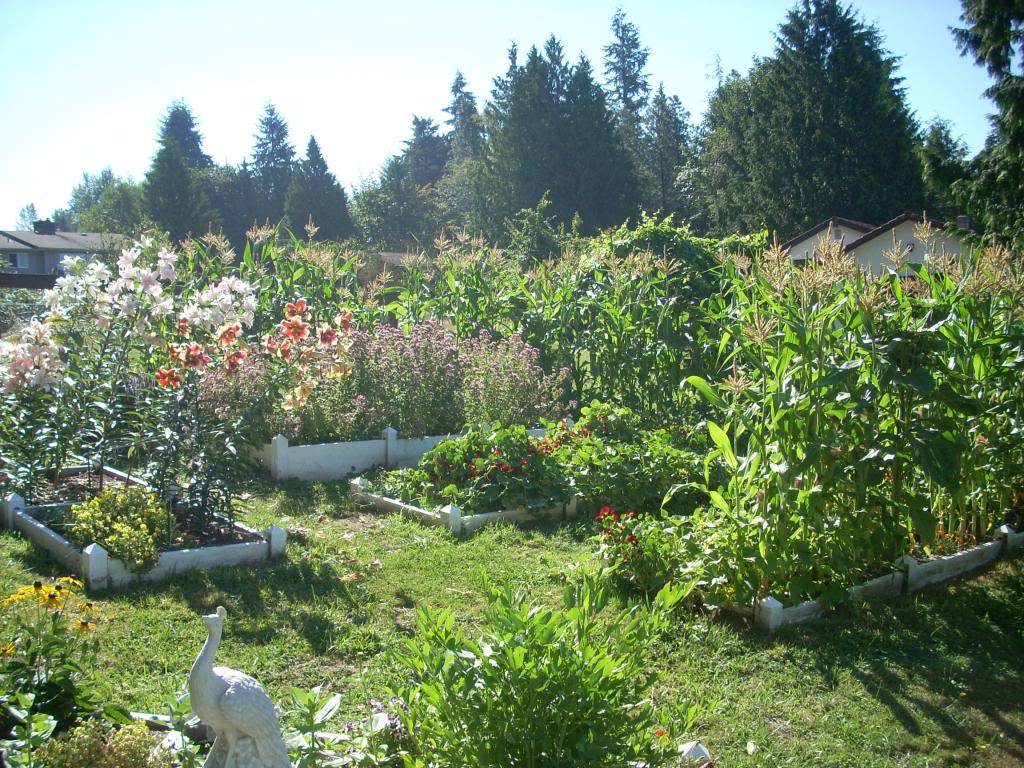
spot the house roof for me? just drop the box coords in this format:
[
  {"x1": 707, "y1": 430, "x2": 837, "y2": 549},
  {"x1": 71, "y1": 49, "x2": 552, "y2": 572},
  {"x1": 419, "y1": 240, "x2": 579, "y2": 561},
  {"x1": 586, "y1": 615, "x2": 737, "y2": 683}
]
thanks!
[
  {"x1": 0, "y1": 230, "x2": 123, "y2": 253},
  {"x1": 780, "y1": 216, "x2": 876, "y2": 252},
  {"x1": 842, "y1": 213, "x2": 925, "y2": 251}
]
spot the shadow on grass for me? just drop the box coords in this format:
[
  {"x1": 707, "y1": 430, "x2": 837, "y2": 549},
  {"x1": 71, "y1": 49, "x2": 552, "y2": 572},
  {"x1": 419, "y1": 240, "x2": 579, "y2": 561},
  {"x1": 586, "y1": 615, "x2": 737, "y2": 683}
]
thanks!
[{"x1": 778, "y1": 557, "x2": 1024, "y2": 762}]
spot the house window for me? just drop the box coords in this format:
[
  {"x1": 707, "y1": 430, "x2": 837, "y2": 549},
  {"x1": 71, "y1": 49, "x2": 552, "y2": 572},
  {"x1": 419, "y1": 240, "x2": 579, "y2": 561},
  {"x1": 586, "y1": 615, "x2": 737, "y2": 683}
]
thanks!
[{"x1": 6, "y1": 253, "x2": 28, "y2": 269}]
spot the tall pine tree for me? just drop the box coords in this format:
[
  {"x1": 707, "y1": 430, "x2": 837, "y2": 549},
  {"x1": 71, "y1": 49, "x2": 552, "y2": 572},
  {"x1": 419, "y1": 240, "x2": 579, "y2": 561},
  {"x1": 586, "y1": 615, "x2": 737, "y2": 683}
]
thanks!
[
  {"x1": 144, "y1": 141, "x2": 218, "y2": 242},
  {"x1": 284, "y1": 136, "x2": 354, "y2": 241},
  {"x1": 694, "y1": 0, "x2": 923, "y2": 237},
  {"x1": 159, "y1": 101, "x2": 212, "y2": 169},
  {"x1": 643, "y1": 83, "x2": 690, "y2": 217},
  {"x1": 251, "y1": 104, "x2": 295, "y2": 225}
]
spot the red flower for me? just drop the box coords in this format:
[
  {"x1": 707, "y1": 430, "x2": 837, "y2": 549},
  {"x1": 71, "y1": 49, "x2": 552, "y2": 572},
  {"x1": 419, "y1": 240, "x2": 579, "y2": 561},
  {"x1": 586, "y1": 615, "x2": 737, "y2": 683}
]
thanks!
[
  {"x1": 626, "y1": 534, "x2": 638, "y2": 545},
  {"x1": 177, "y1": 318, "x2": 190, "y2": 336},
  {"x1": 625, "y1": 510, "x2": 637, "y2": 519},
  {"x1": 338, "y1": 310, "x2": 353, "y2": 331},
  {"x1": 264, "y1": 335, "x2": 278, "y2": 352},
  {"x1": 226, "y1": 349, "x2": 248, "y2": 371},
  {"x1": 168, "y1": 344, "x2": 182, "y2": 361},
  {"x1": 281, "y1": 317, "x2": 310, "y2": 342},
  {"x1": 156, "y1": 368, "x2": 182, "y2": 388},
  {"x1": 597, "y1": 506, "x2": 619, "y2": 522},
  {"x1": 318, "y1": 326, "x2": 338, "y2": 346},
  {"x1": 519, "y1": 457, "x2": 528, "y2": 466},
  {"x1": 654, "y1": 728, "x2": 667, "y2": 738},
  {"x1": 285, "y1": 298, "x2": 308, "y2": 318},
  {"x1": 499, "y1": 462, "x2": 512, "y2": 473},
  {"x1": 183, "y1": 343, "x2": 211, "y2": 369},
  {"x1": 217, "y1": 323, "x2": 241, "y2": 346},
  {"x1": 278, "y1": 340, "x2": 292, "y2": 361}
]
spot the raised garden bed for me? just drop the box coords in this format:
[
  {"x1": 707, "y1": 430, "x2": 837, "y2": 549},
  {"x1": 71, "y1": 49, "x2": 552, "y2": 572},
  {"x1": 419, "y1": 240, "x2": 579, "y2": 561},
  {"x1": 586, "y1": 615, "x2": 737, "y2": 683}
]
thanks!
[
  {"x1": 749, "y1": 525, "x2": 1024, "y2": 632},
  {"x1": 0, "y1": 466, "x2": 286, "y2": 591},
  {"x1": 349, "y1": 477, "x2": 577, "y2": 536},
  {"x1": 260, "y1": 427, "x2": 549, "y2": 482}
]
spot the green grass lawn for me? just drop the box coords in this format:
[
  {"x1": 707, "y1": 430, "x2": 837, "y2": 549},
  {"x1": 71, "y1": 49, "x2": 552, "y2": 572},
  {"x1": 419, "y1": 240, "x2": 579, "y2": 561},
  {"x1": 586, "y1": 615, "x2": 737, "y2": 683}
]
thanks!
[{"x1": 2, "y1": 480, "x2": 1022, "y2": 767}]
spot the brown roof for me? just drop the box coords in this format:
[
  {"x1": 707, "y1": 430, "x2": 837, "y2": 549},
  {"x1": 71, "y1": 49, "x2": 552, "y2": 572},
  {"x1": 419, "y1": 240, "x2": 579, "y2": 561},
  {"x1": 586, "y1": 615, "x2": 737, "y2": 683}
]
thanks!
[
  {"x1": 842, "y1": 213, "x2": 925, "y2": 251},
  {"x1": 0, "y1": 230, "x2": 123, "y2": 253},
  {"x1": 780, "y1": 217, "x2": 877, "y2": 252}
]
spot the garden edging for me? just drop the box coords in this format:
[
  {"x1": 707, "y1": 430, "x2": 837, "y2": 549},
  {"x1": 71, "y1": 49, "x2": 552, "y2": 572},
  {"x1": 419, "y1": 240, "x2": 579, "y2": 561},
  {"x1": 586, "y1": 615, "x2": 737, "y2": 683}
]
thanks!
[
  {"x1": 751, "y1": 525, "x2": 1024, "y2": 632},
  {"x1": 260, "y1": 427, "x2": 550, "y2": 482},
  {"x1": 348, "y1": 477, "x2": 577, "y2": 536},
  {"x1": 1, "y1": 484, "x2": 287, "y2": 591}
]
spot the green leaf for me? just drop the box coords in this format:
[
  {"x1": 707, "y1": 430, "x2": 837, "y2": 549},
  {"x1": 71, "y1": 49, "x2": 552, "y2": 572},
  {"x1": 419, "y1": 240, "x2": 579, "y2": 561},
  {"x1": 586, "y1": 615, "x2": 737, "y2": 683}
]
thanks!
[
  {"x1": 685, "y1": 375, "x2": 724, "y2": 408},
  {"x1": 707, "y1": 422, "x2": 737, "y2": 470}
]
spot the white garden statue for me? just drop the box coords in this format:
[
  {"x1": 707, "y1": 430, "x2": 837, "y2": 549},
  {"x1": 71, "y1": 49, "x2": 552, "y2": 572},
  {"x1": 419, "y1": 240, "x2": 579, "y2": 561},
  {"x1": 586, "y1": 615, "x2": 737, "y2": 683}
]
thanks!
[{"x1": 189, "y1": 606, "x2": 290, "y2": 768}]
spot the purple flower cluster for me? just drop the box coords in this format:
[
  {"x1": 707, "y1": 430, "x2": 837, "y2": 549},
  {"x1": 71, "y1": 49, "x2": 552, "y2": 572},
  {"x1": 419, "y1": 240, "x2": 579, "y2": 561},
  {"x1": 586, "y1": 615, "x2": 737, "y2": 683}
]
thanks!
[{"x1": 261, "y1": 321, "x2": 567, "y2": 443}]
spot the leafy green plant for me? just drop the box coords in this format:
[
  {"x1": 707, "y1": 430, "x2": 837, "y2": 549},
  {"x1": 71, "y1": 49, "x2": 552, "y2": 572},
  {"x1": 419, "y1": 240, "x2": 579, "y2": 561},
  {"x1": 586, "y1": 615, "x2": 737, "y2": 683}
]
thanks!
[
  {"x1": 0, "y1": 578, "x2": 104, "y2": 742},
  {"x1": 33, "y1": 719, "x2": 174, "y2": 768},
  {"x1": 374, "y1": 424, "x2": 570, "y2": 515},
  {"x1": 593, "y1": 507, "x2": 704, "y2": 594},
  {"x1": 391, "y1": 574, "x2": 694, "y2": 768},
  {"x1": 68, "y1": 487, "x2": 167, "y2": 573}
]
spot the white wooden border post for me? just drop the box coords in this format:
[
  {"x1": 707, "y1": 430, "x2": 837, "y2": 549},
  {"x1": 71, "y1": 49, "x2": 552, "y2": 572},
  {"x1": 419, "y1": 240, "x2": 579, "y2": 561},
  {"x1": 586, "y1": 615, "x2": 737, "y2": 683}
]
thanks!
[
  {"x1": 2, "y1": 493, "x2": 24, "y2": 529},
  {"x1": 81, "y1": 543, "x2": 109, "y2": 591},
  {"x1": 442, "y1": 503, "x2": 463, "y2": 536},
  {"x1": 269, "y1": 435, "x2": 289, "y2": 481},
  {"x1": 382, "y1": 428, "x2": 398, "y2": 468}
]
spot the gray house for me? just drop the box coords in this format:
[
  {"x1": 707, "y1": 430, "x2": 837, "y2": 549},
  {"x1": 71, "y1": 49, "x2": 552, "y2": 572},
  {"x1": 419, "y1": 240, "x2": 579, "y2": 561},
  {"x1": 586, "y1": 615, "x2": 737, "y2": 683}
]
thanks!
[{"x1": 1, "y1": 220, "x2": 122, "y2": 274}]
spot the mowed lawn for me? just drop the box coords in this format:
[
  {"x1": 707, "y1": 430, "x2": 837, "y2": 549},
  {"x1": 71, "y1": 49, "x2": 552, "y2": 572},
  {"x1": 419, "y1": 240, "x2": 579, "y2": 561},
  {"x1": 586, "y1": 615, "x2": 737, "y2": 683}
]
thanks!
[{"x1": 1, "y1": 480, "x2": 1022, "y2": 767}]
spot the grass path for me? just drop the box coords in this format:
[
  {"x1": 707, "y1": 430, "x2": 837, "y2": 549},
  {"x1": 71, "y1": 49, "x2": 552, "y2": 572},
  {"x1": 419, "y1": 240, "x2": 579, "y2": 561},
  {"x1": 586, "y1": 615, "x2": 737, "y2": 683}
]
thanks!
[{"x1": 1, "y1": 479, "x2": 1022, "y2": 767}]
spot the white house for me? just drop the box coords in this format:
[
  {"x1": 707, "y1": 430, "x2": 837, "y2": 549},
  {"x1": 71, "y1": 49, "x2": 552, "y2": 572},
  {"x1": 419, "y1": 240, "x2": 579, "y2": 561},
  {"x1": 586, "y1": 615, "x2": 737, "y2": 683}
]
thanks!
[
  {"x1": 1, "y1": 221, "x2": 121, "y2": 275},
  {"x1": 783, "y1": 213, "x2": 970, "y2": 274}
]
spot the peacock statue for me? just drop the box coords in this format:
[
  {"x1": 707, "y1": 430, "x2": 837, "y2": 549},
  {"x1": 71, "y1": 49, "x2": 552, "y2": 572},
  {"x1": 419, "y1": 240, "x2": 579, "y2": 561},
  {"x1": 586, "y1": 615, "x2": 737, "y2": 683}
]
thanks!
[{"x1": 188, "y1": 606, "x2": 290, "y2": 768}]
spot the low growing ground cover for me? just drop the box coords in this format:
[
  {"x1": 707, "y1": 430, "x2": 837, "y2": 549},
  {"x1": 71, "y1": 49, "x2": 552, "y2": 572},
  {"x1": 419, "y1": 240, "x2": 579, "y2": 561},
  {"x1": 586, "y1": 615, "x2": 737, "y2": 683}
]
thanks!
[{"x1": 1, "y1": 480, "x2": 1021, "y2": 767}]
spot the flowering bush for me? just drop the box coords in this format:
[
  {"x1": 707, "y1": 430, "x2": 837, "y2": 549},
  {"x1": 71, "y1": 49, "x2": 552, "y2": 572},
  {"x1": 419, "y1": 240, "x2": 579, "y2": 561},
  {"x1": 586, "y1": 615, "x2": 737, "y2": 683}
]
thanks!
[
  {"x1": 68, "y1": 487, "x2": 168, "y2": 574},
  {"x1": 594, "y1": 506, "x2": 704, "y2": 594},
  {"x1": 33, "y1": 719, "x2": 174, "y2": 768},
  {"x1": 0, "y1": 578, "x2": 105, "y2": 742},
  {"x1": 374, "y1": 424, "x2": 569, "y2": 514},
  {"x1": 246, "y1": 321, "x2": 565, "y2": 445}
]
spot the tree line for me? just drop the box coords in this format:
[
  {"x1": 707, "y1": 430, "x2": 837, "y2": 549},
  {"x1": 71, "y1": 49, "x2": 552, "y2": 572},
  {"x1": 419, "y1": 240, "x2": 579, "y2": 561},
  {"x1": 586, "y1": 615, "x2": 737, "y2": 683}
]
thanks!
[{"x1": 18, "y1": 0, "x2": 1024, "y2": 251}]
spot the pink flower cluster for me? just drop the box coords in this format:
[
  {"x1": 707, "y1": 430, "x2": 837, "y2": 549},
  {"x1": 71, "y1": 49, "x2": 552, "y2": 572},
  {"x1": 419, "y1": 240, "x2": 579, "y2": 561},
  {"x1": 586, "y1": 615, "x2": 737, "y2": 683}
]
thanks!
[{"x1": 0, "y1": 320, "x2": 62, "y2": 391}]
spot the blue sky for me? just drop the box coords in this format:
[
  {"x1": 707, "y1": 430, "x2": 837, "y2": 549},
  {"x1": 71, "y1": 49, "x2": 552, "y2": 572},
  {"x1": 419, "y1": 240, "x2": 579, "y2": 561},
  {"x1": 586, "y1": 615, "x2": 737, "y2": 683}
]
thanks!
[{"x1": 0, "y1": 0, "x2": 995, "y2": 228}]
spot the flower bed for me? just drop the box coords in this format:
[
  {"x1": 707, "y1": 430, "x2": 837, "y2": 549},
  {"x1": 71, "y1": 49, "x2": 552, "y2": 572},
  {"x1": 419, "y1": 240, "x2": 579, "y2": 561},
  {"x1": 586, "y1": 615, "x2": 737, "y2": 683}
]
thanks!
[
  {"x1": 0, "y1": 467, "x2": 285, "y2": 591},
  {"x1": 349, "y1": 477, "x2": 577, "y2": 536},
  {"x1": 259, "y1": 427, "x2": 548, "y2": 482}
]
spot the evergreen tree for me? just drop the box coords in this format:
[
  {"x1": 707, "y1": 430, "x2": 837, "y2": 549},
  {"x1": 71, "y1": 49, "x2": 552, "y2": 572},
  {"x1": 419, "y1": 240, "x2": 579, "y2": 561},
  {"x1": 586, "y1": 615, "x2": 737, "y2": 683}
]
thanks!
[
  {"x1": 404, "y1": 117, "x2": 449, "y2": 188},
  {"x1": 196, "y1": 163, "x2": 258, "y2": 249},
  {"x1": 484, "y1": 37, "x2": 638, "y2": 237},
  {"x1": 444, "y1": 72, "x2": 484, "y2": 163},
  {"x1": 952, "y1": 1, "x2": 1024, "y2": 249},
  {"x1": 643, "y1": 84, "x2": 690, "y2": 216},
  {"x1": 251, "y1": 104, "x2": 295, "y2": 224},
  {"x1": 954, "y1": 1, "x2": 1024, "y2": 152},
  {"x1": 603, "y1": 9, "x2": 650, "y2": 118},
  {"x1": 352, "y1": 155, "x2": 436, "y2": 250},
  {"x1": 159, "y1": 101, "x2": 212, "y2": 169},
  {"x1": 694, "y1": 0, "x2": 923, "y2": 237},
  {"x1": 284, "y1": 136, "x2": 354, "y2": 241},
  {"x1": 144, "y1": 141, "x2": 218, "y2": 242},
  {"x1": 917, "y1": 119, "x2": 969, "y2": 222},
  {"x1": 603, "y1": 8, "x2": 650, "y2": 191}
]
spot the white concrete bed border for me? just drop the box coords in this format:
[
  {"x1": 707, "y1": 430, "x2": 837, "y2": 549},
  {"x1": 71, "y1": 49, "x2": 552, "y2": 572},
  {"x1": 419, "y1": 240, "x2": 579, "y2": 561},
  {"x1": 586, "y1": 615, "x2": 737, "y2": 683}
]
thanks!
[
  {"x1": 348, "y1": 477, "x2": 577, "y2": 536},
  {"x1": 0, "y1": 467, "x2": 286, "y2": 590},
  {"x1": 260, "y1": 427, "x2": 550, "y2": 482},
  {"x1": 751, "y1": 524, "x2": 1024, "y2": 633}
]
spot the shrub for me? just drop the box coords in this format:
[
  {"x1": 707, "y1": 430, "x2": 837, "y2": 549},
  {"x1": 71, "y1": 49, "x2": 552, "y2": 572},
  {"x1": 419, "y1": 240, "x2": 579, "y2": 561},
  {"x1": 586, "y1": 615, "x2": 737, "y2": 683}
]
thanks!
[
  {"x1": 392, "y1": 574, "x2": 693, "y2": 768},
  {"x1": 246, "y1": 322, "x2": 566, "y2": 445},
  {"x1": 374, "y1": 424, "x2": 569, "y2": 514},
  {"x1": 34, "y1": 719, "x2": 174, "y2": 768},
  {"x1": 0, "y1": 578, "x2": 104, "y2": 741},
  {"x1": 68, "y1": 487, "x2": 168, "y2": 573},
  {"x1": 594, "y1": 507, "x2": 704, "y2": 594}
]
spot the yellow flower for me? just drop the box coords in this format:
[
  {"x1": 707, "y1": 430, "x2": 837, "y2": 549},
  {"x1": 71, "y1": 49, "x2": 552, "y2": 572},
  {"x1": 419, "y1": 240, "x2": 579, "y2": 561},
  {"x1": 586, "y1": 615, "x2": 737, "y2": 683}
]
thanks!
[
  {"x1": 0, "y1": 642, "x2": 14, "y2": 655},
  {"x1": 41, "y1": 590, "x2": 64, "y2": 610},
  {"x1": 78, "y1": 600, "x2": 99, "y2": 614},
  {"x1": 57, "y1": 577, "x2": 84, "y2": 589},
  {"x1": 72, "y1": 619, "x2": 96, "y2": 635}
]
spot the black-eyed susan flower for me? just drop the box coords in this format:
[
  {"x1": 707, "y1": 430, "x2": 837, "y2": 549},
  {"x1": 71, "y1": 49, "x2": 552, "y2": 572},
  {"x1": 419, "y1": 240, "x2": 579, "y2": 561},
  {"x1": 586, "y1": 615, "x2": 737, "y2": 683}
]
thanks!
[{"x1": 72, "y1": 618, "x2": 96, "y2": 635}]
